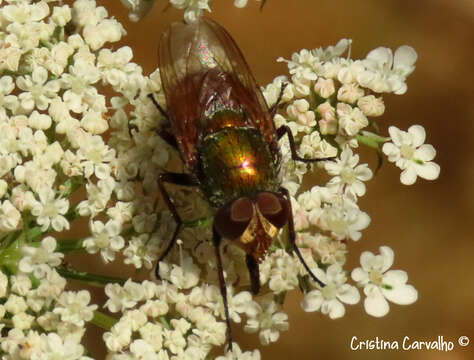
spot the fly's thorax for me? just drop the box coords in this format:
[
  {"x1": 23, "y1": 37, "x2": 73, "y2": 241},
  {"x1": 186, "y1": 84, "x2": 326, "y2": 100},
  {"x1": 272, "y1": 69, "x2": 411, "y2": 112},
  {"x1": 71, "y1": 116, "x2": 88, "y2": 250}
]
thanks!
[{"x1": 198, "y1": 127, "x2": 280, "y2": 207}]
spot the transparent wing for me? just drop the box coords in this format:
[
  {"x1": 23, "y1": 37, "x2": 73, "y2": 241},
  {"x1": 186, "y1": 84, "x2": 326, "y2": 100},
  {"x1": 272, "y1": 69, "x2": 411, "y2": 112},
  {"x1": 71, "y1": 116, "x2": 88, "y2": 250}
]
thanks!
[{"x1": 159, "y1": 18, "x2": 277, "y2": 170}]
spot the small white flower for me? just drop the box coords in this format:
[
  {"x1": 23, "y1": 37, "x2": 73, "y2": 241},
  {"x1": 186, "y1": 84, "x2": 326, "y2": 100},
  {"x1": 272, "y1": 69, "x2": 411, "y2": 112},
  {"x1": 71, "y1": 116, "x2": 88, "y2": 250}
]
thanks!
[
  {"x1": 165, "y1": 253, "x2": 201, "y2": 290},
  {"x1": 268, "y1": 250, "x2": 299, "y2": 293},
  {"x1": 286, "y1": 99, "x2": 316, "y2": 128},
  {"x1": 244, "y1": 295, "x2": 289, "y2": 346},
  {"x1": 19, "y1": 236, "x2": 63, "y2": 278},
  {"x1": 351, "y1": 246, "x2": 418, "y2": 317},
  {"x1": 337, "y1": 83, "x2": 364, "y2": 104},
  {"x1": 83, "y1": 219, "x2": 125, "y2": 262},
  {"x1": 163, "y1": 328, "x2": 187, "y2": 355},
  {"x1": 301, "y1": 264, "x2": 360, "y2": 319},
  {"x1": 227, "y1": 290, "x2": 259, "y2": 323},
  {"x1": 312, "y1": 38, "x2": 352, "y2": 62},
  {"x1": 35, "y1": 268, "x2": 67, "y2": 299},
  {"x1": 314, "y1": 77, "x2": 335, "y2": 98},
  {"x1": 382, "y1": 125, "x2": 440, "y2": 185},
  {"x1": 83, "y1": 18, "x2": 126, "y2": 51},
  {"x1": 17, "y1": 66, "x2": 60, "y2": 112},
  {"x1": 31, "y1": 187, "x2": 70, "y2": 232},
  {"x1": 105, "y1": 280, "x2": 145, "y2": 313},
  {"x1": 40, "y1": 333, "x2": 87, "y2": 360},
  {"x1": 52, "y1": 4, "x2": 72, "y2": 27},
  {"x1": 129, "y1": 339, "x2": 157, "y2": 359},
  {"x1": 357, "y1": 95, "x2": 385, "y2": 117},
  {"x1": 337, "y1": 59, "x2": 366, "y2": 85},
  {"x1": 4, "y1": 294, "x2": 28, "y2": 315},
  {"x1": 12, "y1": 312, "x2": 35, "y2": 330},
  {"x1": 170, "y1": 0, "x2": 212, "y2": 23},
  {"x1": 81, "y1": 109, "x2": 109, "y2": 134},
  {"x1": 337, "y1": 102, "x2": 369, "y2": 136},
  {"x1": 319, "y1": 201, "x2": 370, "y2": 241},
  {"x1": 325, "y1": 146, "x2": 373, "y2": 197},
  {"x1": 262, "y1": 75, "x2": 294, "y2": 106},
  {"x1": 0, "y1": 200, "x2": 21, "y2": 231},
  {"x1": 138, "y1": 322, "x2": 164, "y2": 352},
  {"x1": 2, "y1": 2, "x2": 50, "y2": 24},
  {"x1": 77, "y1": 178, "x2": 115, "y2": 217},
  {"x1": 360, "y1": 45, "x2": 417, "y2": 94},
  {"x1": 53, "y1": 290, "x2": 98, "y2": 327},
  {"x1": 0, "y1": 75, "x2": 18, "y2": 113},
  {"x1": 10, "y1": 274, "x2": 32, "y2": 296},
  {"x1": 76, "y1": 135, "x2": 116, "y2": 179},
  {"x1": 104, "y1": 320, "x2": 133, "y2": 352},
  {"x1": 316, "y1": 101, "x2": 337, "y2": 135},
  {"x1": 123, "y1": 234, "x2": 159, "y2": 270}
]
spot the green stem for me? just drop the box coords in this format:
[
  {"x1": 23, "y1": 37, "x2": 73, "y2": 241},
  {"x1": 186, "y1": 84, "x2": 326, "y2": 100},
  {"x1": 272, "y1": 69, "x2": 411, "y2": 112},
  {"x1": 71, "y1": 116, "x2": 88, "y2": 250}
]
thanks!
[
  {"x1": 27, "y1": 226, "x2": 45, "y2": 242},
  {"x1": 356, "y1": 133, "x2": 382, "y2": 149},
  {"x1": 356, "y1": 132, "x2": 389, "y2": 174},
  {"x1": 56, "y1": 238, "x2": 85, "y2": 253},
  {"x1": 57, "y1": 267, "x2": 126, "y2": 287},
  {"x1": 91, "y1": 310, "x2": 117, "y2": 331},
  {"x1": 159, "y1": 315, "x2": 172, "y2": 329}
]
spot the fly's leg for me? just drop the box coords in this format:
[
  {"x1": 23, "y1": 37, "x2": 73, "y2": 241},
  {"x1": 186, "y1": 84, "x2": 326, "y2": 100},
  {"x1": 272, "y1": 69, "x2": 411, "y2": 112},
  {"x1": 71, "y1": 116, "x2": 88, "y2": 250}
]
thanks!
[
  {"x1": 156, "y1": 172, "x2": 197, "y2": 279},
  {"x1": 212, "y1": 227, "x2": 234, "y2": 351},
  {"x1": 280, "y1": 187, "x2": 325, "y2": 288},
  {"x1": 148, "y1": 93, "x2": 169, "y2": 121},
  {"x1": 157, "y1": 128, "x2": 179, "y2": 150},
  {"x1": 277, "y1": 125, "x2": 336, "y2": 163},
  {"x1": 245, "y1": 254, "x2": 261, "y2": 294},
  {"x1": 148, "y1": 93, "x2": 180, "y2": 150},
  {"x1": 269, "y1": 82, "x2": 288, "y2": 119}
]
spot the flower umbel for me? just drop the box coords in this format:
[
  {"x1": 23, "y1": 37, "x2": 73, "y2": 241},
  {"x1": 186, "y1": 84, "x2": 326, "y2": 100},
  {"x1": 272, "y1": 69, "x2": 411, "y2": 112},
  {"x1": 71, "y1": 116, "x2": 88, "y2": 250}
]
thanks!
[{"x1": 0, "y1": 0, "x2": 438, "y2": 358}]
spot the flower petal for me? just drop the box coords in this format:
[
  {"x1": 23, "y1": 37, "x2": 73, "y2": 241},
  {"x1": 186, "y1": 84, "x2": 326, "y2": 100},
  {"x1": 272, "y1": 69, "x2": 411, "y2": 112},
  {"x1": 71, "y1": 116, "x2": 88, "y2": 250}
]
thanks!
[
  {"x1": 360, "y1": 251, "x2": 375, "y2": 271},
  {"x1": 415, "y1": 144, "x2": 436, "y2": 161},
  {"x1": 393, "y1": 46, "x2": 417, "y2": 75},
  {"x1": 301, "y1": 290, "x2": 323, "y2": 312},
  {"x1": 351, "y1": 267, "x2": 369, "y2": 284},
  {"x1": 366, "y1": 47, "x2": 393, "y2": 69},
  {"x1": 379, "y1": 246, "x2": 394, "y2": 272},
  {"x1": 415, "y1": 162, "x2": 440, "y2": 181},
  {"x1": 364, "y1": 286, "x2": 389, "y2": 317},
  {"x1": 400, "y1": 166, "x2": 417, "y2": 185},
  {"x1": 337, "y1": 284, "x2": 360, "y2": 305},
  {"x1": 382, "y1": 284, "x2": 418, "y2": 305},
  {"x1": 327, "y1": 299, "x2": 345, "y2": 319},
  {"x1": 408, "y1": 125, "x2": 426, "y2": 147}
]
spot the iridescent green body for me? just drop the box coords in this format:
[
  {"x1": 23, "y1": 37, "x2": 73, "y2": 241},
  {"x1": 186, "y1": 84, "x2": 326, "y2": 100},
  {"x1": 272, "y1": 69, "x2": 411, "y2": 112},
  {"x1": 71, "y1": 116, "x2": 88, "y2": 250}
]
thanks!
[{"x1": 199, "y1": 121, "x2": 280, "y2": 207}]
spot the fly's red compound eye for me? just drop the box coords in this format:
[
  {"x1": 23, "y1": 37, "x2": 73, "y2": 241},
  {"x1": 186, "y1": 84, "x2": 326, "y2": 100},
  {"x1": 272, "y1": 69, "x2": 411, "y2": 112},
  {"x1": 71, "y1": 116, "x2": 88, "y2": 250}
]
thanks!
[
  {"x1": 214, "y1": 197, "x2": 254, "y2": 239},
  {"x1": 256, "y1": 192, "x2": 289, "y2": 228}
]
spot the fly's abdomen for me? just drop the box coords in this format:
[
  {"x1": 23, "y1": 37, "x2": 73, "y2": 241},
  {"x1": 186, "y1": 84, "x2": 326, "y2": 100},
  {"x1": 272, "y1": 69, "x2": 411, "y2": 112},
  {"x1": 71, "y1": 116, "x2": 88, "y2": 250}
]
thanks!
[{"x1": 199, "y1": 127, "x2": 279, "y2": 207}]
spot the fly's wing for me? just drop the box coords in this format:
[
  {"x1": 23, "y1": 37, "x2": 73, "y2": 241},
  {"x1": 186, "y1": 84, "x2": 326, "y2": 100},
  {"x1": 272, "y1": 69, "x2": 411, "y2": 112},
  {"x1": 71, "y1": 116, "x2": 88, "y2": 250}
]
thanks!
[{"x1": 159, "y1": 18, "x2": 278, "y2": 171}]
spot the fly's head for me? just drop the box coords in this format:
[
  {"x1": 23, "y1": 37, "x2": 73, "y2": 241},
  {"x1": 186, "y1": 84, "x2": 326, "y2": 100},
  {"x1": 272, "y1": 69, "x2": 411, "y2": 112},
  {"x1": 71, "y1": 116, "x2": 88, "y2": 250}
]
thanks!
[{"x1": 214, "y1": 192, "x2": 289, "y2": 262}]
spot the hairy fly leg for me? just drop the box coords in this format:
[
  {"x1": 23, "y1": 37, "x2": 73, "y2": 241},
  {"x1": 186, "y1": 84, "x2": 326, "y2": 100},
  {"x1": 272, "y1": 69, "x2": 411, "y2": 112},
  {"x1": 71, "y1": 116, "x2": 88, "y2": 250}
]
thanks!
[
  {"x1": 280, "y1": 186, "x2": 325, "y2": 288},
  {"x1": 156, "y1": 172, "x2": 197, "y2": 278},
  {"x1": 212, "y1": 226, "x2": 234, "y2": 351}
]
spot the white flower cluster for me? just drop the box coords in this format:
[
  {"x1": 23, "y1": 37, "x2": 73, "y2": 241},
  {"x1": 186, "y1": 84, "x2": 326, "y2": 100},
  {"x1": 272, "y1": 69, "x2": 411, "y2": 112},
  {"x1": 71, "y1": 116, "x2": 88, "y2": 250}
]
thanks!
[
  {"x1": 103, "y1": 279, "x2": 263, "y2": 359},
  {"x1": 259, "y1": 38, "x2": 433, "y2": 319},
  {"x1": 0, "y1": 0, "x2": 439, "y2": 358},
  {"x1": 0, "y1": 239, "x2": 96, "y2": 359}
]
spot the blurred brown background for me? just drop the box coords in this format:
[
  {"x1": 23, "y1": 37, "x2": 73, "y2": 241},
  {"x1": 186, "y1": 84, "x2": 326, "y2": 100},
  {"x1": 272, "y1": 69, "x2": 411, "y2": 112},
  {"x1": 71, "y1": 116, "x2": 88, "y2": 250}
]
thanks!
[{"x1": 99, "y1": 0, "x2": 474, "y2": 359}]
